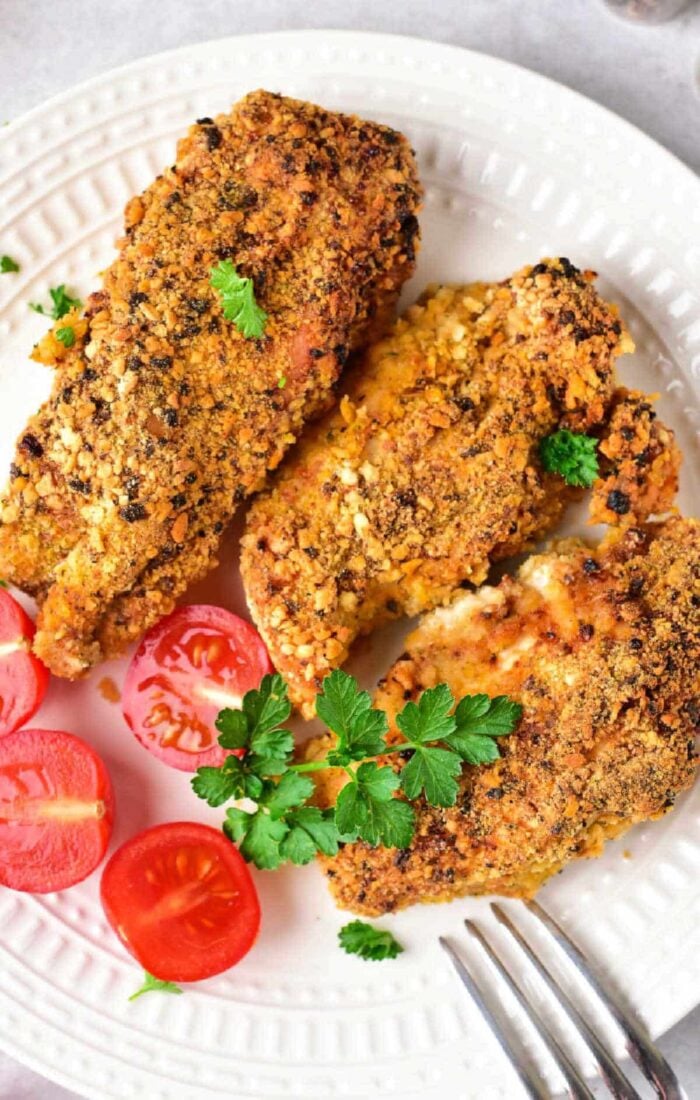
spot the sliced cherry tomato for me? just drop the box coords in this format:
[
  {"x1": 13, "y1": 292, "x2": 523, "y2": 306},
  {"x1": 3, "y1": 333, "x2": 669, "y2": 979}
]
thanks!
[
  {"x1": 100, "y1": 821, "x2": 261, "y2": 982},
  {"x1": 0, "y1": 589, "x2": 49, "y2": 736},
  {"x1": 0, "y1": 728, "x2": 114, "y2": 893},
  {"x1": 122, "y1": 605, "x2": 273, "y2": 772}
]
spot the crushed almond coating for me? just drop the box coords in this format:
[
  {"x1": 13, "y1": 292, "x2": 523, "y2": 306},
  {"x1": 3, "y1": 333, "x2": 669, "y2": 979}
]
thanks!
[
  {"x1": 0, "y1": 91, "x2": 421, "y2": 677},
  {"x1": 307, "y1": 516, "x2": 699, "y2": 915},
  {"x1": 590, "y1": 387, "x2": 680, "y2": 523},
  {"x1": 241, "y1": 258, "x2": 680, "y2": 716}
]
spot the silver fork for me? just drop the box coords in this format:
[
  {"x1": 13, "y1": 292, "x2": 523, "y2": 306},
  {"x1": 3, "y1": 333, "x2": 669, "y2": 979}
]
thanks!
[{"x1": 440, "y1": 899, "x2": 683, "y2": 1100}]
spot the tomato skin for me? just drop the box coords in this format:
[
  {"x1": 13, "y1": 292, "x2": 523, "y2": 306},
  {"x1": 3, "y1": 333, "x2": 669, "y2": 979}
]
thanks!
[
  {"x1": 100, "y1": 822, "x2": 261, "y2": 982},
  {"x1": 0, "y1": 590, "x2": 49, "y2": 737},
  {"x1": 122, "y1": 605, "x2": 273, "y2": 773},
  {"x1": 0, "y1": 729, "x2": 114, "y2": 893}
]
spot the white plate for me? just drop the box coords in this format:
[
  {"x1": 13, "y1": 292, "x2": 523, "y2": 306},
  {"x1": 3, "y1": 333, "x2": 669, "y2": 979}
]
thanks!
[{"x1": 0, "y1": 30, "x2": 698, "y2": 1100}]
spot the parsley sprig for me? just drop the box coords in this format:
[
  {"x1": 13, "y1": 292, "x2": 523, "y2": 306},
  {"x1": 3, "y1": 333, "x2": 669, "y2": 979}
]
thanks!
[
  {"x1": 210, "y1": 260, "x2": 267, "y2": 339},
  {"x1": 540, "y1": 429, "x2": 599, "y2": 488},
  {"x1": 1, "y1": 255, "x2": 20, "y2": 274},
  {"x1": 56, "y1": 326, "x2": 75, "y2": 348},
  {"x1": 29, "y1": 284, "x2": 82, "y2": 320},
  {"x1": 192, "y1": 670, "x2": 522, "y2": 870},
  {"x1": 339, "y1": 920, "x2": 404, "y2": 961}
]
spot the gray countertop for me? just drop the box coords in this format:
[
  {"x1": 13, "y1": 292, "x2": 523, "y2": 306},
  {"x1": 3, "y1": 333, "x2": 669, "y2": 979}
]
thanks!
[{"x1": 0, "y1": 1, "x2": 698, "y2": 1097}]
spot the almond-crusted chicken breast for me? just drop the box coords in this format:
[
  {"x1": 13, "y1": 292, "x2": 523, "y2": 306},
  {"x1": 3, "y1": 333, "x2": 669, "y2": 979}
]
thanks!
[
  {"x1": 308, "y1": 516, "x2": 699, "y2": 914},
  {"x1": 242, "y1": 260, "x2": 680, "y2": 715},
  {"x1": 0, "y1": 91, "x2": 421, "y2": 678}
]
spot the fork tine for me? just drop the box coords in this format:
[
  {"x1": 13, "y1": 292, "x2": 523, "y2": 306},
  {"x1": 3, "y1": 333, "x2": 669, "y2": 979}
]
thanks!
[
  {"x1": 440, "y1": 936, "x2": 551, "y2": 1100},
  {"x1": 464, "y1": 919, "x2": 596, "y2": 1100},
  {"x1": 491, "y1": 904, "x2": 642, "y2": 1100},
  {"x1": 526, "y1": 900, "x2": 683, "y2": 1100}
]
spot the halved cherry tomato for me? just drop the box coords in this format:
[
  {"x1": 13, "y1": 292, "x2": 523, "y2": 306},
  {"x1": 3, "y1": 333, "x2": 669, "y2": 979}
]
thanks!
[
  {"x1": 0, "y1": 589, "x2": 49, "y2": 736},
  {"x1": 100, "y1": 822, "x2": 261, "y2": 982},
  {"x1": 122, "y1": 605, "x2": 273, "y2": 772},
  {"x1": 0, "y1": 728, "x2": 114, "y2": 893}
]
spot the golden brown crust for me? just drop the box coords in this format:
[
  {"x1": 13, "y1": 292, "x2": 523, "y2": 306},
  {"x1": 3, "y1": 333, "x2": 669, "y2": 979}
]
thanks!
[
  {"x1": 591, "y1": 388, "x2": 680, "y2": 524},
  {"x1": 0, "y1": 91, "x2": 421, "y2": 677},
  {"x1": 309, "y1": 516, "x2": 699, "y2": 914},
  {"x1": 242, "y1": 258, "x2": 679, "y2": 716}
]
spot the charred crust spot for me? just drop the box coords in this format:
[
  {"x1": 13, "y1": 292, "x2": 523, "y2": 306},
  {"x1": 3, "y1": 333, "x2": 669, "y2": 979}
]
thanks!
[
  {"x1": 67, "y1": 478, "x2": 90, "y2": 495},
  {"x1": 455, "y1": 395, "x2": 476, "y2": 412},
  {"x1": 19, "y1": 434, "x2": 43, "y2": 458},
  {"x1": 606, "y1": 489, "x2": 631, "y2": 515},
  {"x1": 395, "y1": 487, "x2": 417, "y2": 509},
  {"x1": 203, "y1": 125, "x2": 223, "y2": 151},
  {"x1": 120, "y1": 502, "x2": 148, "y2": 522}
]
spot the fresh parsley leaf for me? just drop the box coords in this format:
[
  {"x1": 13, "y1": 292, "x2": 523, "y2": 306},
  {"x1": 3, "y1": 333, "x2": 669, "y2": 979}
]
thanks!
[
  {"x1": 278, "y1": 823, "x2": 318, "y2": 865},
  {"x1": 128, "y1": 971, "x2": 183, "y2": 1002},
  {"x1": 454, "y1": 694, "x2": 522, "y2": 738},
  {"x1": 448, "y1": 733, "x2": 501, "y2": 766},
  {"x1": 214, "y1": 674, "x2": 293, "y2": 771},
  {"x1": 399, "y1": 746, "x2": 462, "y2": 807},
  {"x1": 279, "y1": 807, "x2": 341, "y2": 865},
  {"x1": 55, "y1": 325, "x2": 75, "y2": 348},
  {"x1": 1, "y1": 255, "x2": 19, "y2": 274},
  {"x1": 225, "y1": 806, "x2": 288, "y2": 869},
  {"x1": 278, "y1": 375, "x2": 287, "y2": 389},
  {"x1": 318, "y1": 670, "x2": 388, "y2": 765},
  {"x1": 221, "y1": 773, "x2": 323, "y2": 869},
  {"x1": 214, "y1": 707, "x2": 249, "y2": 749},
  {"x1": 263, "y1": 772, "x2": 314, "y2": 818},
  {"x1": 210, "y1": 260, "x2": 267, "y2": 339},
  {"x1": 539, "y1": 430, "x2": 599, "y2": 488},
  {"x1": 336, "y1": 762, "x2": 415, "y2": 848},
  {"x1": 29, "y1": 284, "x2": 82, "y2": 320},
  {"x1": 338, "y1": 920, "x2": 403, "y2": 961},
  {"x1": 395, "y1": 682, "x2": 456, "y2": 745},
  {"x1": 191, "y1": 763, "x2": 242, "y2": 807},
  {"x1": 445, "y1": 694, "x2": 522, "y2": 765}
]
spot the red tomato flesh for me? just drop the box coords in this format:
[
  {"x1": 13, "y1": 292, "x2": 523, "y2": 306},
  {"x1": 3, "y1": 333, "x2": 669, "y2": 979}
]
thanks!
[
  {"x1": 122, "y1": 605, "x2": 273, "y2": 772},
  {"x1": 0, "y1": 589, "x2": 49, "y2": 736},
  {"x1": 0, "y1": 728, "x2": 114, "y2": 893},
  {"x1": 100, "y1": 822, "x2": 261, "y2": 982}
]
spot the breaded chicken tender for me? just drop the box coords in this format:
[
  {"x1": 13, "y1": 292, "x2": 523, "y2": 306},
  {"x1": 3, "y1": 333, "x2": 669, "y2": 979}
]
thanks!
[
  {"x1": 308, "y1": 517, "x2": 699, "y2": 914},
  {"x1": 242, "y1": 259, "x2": 680, "y2": 715},
  {"x1": 0, "y1": 91, "x2": 421, "y2": 678}
]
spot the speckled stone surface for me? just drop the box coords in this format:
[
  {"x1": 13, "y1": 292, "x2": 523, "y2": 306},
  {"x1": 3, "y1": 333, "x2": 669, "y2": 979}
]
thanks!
[{"x1": 0, "y1": 2, "x2": 698, "y2": 1097}]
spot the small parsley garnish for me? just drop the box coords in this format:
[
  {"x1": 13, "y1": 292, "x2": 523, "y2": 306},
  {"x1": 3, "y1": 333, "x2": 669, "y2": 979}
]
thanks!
[
  {"x1": 210, "y1": 260, "x2": 267, "y2": 339},
  {"x1": 55, "y1": 326, "x2": 75, "y2": 348},
  {"x1": 29, "y1": 284, "x2": 82, "y2": 321},
  {"x1": 278, "y1": 375, "x2": 287, "y2": 389},
  {"x1": 539, "y1": 429, "x2": 599, "y2": 488},
  {"x1": 192, "y1": 670, "x2": 522, "y2": 871},
  {"x1": 128, "y1": 971, "x2": 183, "y2": 1002},
  {"x1": 1, "y1": 255, "x2": 20, "y2": 274},
  {"x1": 338, "y1": 920, "x2": 403, "y2": 961},
  {"x1": 0, "y1": 579, "x2": 7, "y2": 588}
]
